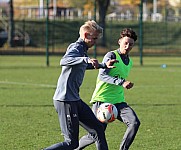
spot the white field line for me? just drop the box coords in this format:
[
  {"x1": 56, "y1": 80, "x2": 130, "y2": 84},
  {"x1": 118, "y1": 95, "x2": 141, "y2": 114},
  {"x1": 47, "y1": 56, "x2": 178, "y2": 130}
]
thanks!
[
  {"x1": 0, "y1": 81, "x2": 56, "y2": 88},
  {"x1": 0, "y1": 81, "x2": 181, "y2": 88},
  {"x1": 135, "y1": 85, "x2": 181, "y2": 88}
]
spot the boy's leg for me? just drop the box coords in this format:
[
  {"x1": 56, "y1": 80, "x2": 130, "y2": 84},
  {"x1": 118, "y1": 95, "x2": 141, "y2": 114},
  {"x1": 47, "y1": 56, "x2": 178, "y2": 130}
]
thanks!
[
  {"x1": 44, "y1": 100, "x2": 79, "y2": 150},
  {"x1": 78, "y1": 100, "x2": 108, "y2": 150},
  {"x1": 116, "y1": 103, "x2": 140, "y2": 150}
]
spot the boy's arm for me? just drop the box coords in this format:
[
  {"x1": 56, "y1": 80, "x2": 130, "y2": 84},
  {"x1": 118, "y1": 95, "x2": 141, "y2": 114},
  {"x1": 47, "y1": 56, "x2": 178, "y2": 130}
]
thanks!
[{"x1": 98, "y1": 51, "x2": 125, "y2": 86}]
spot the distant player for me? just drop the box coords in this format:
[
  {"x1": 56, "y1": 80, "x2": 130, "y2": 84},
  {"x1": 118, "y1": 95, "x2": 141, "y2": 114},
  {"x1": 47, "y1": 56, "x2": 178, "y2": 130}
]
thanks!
[{"x1": 75, "y1": 28, "x2": 140, "y2": 150}]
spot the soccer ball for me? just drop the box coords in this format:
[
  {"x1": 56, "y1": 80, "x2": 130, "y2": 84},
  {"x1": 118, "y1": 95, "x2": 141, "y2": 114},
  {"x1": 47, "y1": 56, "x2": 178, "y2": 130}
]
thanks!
[{"x1": 96, "y1": 103, "x2": 118, "y2": 124}]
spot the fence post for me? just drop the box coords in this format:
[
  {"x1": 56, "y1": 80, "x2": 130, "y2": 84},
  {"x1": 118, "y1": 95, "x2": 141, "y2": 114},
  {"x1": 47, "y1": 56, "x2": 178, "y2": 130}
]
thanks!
[
  {"x1": 93, "y1": 0, "x2": 97, "y2": 58},
  {"x1": 139, "y1": 0, "x2": 143, "y2": 66},
  {"x1": 46, "y1": 0, "x2": 49, "y2": 66}
]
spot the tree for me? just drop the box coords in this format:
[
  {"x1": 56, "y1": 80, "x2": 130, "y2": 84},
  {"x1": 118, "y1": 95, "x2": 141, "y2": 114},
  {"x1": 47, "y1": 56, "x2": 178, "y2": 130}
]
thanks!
[
  {"x1": 63, "y1": 0, "x2": 111, "y2": 47},
  {"x1": 63, "y1": 0, "x2": 87, "y2": 8},
  {"x1": 13, "y1": 0, "x2": 110, "y2": 46},
  {"x1": 13, "y1": 0, "x2": 38, "y2": 7},
  {"x1": 8, "y1": 0, "x2": 14, "y2": 47},
  {"x1": 119, "y1": 0, "x2": 141, "y2": 5},
  {"x1": 97, "y1": 0, "x2": 110, "y2": 46}
]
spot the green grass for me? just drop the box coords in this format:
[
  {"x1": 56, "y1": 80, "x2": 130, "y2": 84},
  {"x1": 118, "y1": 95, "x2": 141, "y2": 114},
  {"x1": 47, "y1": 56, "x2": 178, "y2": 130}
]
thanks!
[{"x1": 0, "y1": 55, "x2": 181, "y2": 150}]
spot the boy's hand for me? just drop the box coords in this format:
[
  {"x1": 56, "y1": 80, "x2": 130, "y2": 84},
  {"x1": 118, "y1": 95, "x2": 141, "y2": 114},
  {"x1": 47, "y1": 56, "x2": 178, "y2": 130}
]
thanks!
[
  {"x1": 106, "y1": 59, "x2": 119, "y2": 68},
  {"x1": 88, "y1": 58, "x2": 99, "y2": 69},
  {"x1": 122, "y1": 81, "x2": 134, "y2": 89}
]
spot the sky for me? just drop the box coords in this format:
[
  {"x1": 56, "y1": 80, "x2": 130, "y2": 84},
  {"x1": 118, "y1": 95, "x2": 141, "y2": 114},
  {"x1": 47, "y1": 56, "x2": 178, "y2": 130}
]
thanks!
[{"x1": 0, "y1": 0, "x2": 10, "y2": 2}]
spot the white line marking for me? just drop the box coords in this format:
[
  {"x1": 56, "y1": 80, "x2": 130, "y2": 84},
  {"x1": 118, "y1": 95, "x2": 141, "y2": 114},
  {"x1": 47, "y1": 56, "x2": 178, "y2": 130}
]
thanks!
[
  {"x1": 0, "y1": 81, "x2": 56, "y2": 88},
  {"x1": 1, "y1": 81, "x2": 181, "y2": 88},
  {"x1": 135, "y1": 85, "x2": 181, "y2": 88}
]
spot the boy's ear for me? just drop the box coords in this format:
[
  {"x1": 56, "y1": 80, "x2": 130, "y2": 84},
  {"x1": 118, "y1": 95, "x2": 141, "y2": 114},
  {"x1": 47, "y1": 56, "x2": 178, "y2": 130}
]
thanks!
[
  {"x1": 84, "y1": 32, "x2": 89, "y2": 39},
  {"x1": 118, "y1": 39, "x2": 121, "y2": 44}
]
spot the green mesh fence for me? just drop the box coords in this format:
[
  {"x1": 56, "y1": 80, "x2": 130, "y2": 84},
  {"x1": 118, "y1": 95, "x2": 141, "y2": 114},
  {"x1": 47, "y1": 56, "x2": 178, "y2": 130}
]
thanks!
[{"x1": 0, "y1": 1, "x2": 181, "y2": 56}]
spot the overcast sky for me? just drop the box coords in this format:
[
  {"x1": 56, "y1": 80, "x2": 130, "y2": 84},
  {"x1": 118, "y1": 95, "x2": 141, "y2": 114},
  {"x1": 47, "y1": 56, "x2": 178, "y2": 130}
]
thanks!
[{"x1": 0, "y1": 0, "x2": 9, "y2": 2}]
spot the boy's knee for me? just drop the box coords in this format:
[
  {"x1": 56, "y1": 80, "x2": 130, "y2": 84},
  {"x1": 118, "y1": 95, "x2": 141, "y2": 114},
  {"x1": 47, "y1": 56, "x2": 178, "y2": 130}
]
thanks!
[
  {"x1": 133, "y1": 119, "x2": 140, "y2": 131},
  {"x1": 136, "y1": 118, "x2": 141, "y2": 127},
  {"x1": 66, "y1": 140, "x2": 79, "y2": 149}
]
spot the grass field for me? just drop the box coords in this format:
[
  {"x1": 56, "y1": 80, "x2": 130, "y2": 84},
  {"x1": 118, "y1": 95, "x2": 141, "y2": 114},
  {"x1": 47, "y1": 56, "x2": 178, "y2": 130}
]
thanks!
[{"x1": 0, "y1": 55, "x2": 181, "y2": 150}]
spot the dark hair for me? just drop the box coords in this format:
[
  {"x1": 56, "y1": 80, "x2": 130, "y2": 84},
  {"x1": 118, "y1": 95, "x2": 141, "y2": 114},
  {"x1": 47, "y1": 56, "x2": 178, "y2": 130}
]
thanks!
[{"x1": 120, "y1": 28, "x2": 137, "y2": 41}]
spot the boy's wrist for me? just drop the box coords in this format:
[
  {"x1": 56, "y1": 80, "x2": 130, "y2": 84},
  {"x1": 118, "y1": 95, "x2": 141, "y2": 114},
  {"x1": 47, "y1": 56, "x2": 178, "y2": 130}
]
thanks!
[{"x1": 119, "y1": 78, "x2": 125, "y2": 85}]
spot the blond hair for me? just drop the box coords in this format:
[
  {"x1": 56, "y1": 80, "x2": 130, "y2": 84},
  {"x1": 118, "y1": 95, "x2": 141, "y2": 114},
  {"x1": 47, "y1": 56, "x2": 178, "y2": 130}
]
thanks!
[{"x1": 79, "y1": 20, "x2": 103, "y2": 38}]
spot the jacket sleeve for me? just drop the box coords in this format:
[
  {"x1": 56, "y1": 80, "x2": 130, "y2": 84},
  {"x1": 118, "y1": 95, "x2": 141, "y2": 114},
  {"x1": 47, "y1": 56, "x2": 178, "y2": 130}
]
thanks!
[
  {"x1": 86, "y1": 63, "x2": 107, "y2": 69},
  {"x1": 98, "y1": 51, "x2": 125, "y2": 86},
  {"x1": 61, "y1": 57, "x2": 89, "y2": 66},
  {"x1": 60, "y1": 47, "x2": 89, "y2": 66}
]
